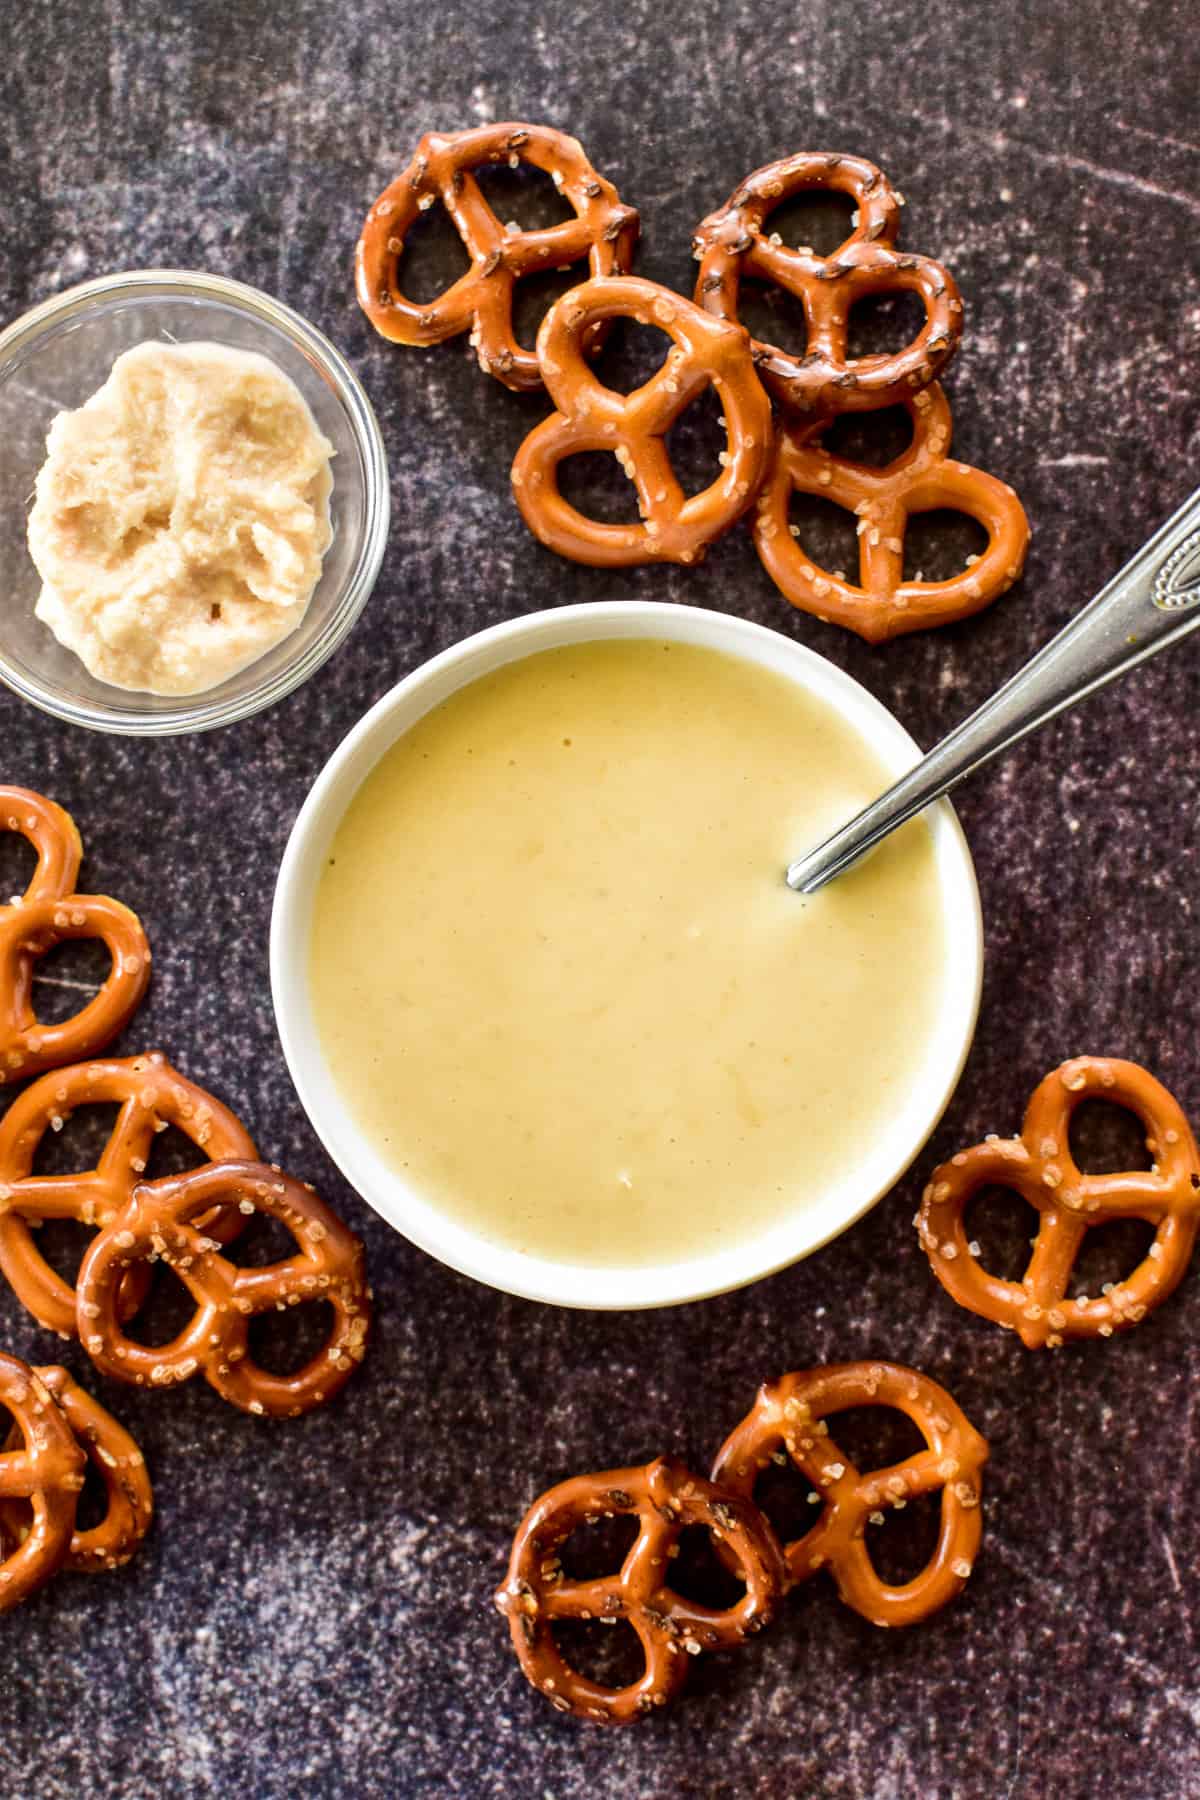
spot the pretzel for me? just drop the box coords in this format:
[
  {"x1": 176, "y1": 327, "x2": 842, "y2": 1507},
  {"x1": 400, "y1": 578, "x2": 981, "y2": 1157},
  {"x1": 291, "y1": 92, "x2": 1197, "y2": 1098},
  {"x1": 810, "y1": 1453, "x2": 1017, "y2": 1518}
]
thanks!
[
  {"x1": 76, "y1": 1160, "x2": 370, "y2": 1417},
  {"x1": 711, "y1": 1362, "x2": 988, "y2": 1628},
  {"x1": 0, "y1": 1052, "x2": 256, "y2": 1337},
  {"x1": 0, "y1": 786, "x2": 151, "y2": 1084},
  {"x1": 512, "y1": 275, "x2": 772, "y2": 566},
  {"x1": 494, "y1": 1455, "x2": 788, "y2": 1723},
  {"x1": 0, "y1": 1365, "x2": 151, "y2": 1572},
  {"x1": 0, "y1": 1351, "x2": 85, "y2": 1612},
  {"x1": 752, "y1": 384, "x2": 1029, "y2": 641},
  {"x1": 356, "y1": 123, "x2": 639, "y2": 391},
  {"x1": 692, "y1": 151, "x2": 962, "y2": 419},
  {"x1": 0, "y1": 785, "x2": 82, "y2": 902},
  {"x1": 916, "y1": 1056, "x2": 1200, "y2": 1348}
]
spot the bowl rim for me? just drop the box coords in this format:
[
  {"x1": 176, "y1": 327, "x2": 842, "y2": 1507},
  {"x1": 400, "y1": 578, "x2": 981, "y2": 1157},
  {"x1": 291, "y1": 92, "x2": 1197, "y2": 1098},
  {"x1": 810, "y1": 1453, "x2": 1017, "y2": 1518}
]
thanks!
[
  {"x1": 0, "y1": 268, "x2": 390, "y2": 736},
  {"x1": 271, "y1": 600, "x2": 984, "y2": 1311}
]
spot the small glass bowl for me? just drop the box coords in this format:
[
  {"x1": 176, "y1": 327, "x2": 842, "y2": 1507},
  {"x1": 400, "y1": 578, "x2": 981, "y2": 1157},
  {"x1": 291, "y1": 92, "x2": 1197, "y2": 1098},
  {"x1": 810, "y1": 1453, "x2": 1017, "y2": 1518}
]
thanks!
[{"x1": 0, "y1": 270, "x2": 390, "y2": 734}]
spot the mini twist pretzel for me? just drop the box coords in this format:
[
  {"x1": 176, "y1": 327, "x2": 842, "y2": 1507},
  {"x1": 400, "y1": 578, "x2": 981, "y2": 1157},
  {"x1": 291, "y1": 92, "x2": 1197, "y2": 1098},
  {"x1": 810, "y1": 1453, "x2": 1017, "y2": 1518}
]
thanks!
[
  {"x1": 753, "y1": 384, "x2": 1030, "y2": 642},
  {"x1": 76, "y1": 1160, "x2": 371, "y2": 1417},
  {"x1": 356, "y1": 123, "x2": 639, "y2": 391},
  {"x1": 512, "y1": 275, "x2": 772, "y2": 567},
  {"x1": 0, "y1": 786, "x2": 150, "y2": 1084},
  {"x1": 0, "y1": 1052, "x2": 257, "y2": 1338},
  {"x1": 693, "y1": 152, "x2": 963, "y2": 419},
  {"x1": 0, "y1": 1365, "x2": 152, "y2": 1573},
  {"x1": 711, "y1": 1362, "x2": 988, "y2": 1628},
  {"x1": 0, "y1": 785, "x2": 83, "y2": 904},
  {"x1": 917, "y1": 1056, "x2": 1200, "y2": 1348},
  {"x1": 495, "y1": 1455, "x2": 788, "y2": 1723},
  {"x1": 0, "y1": 1351, "x2": 85, "y2": 1613}
]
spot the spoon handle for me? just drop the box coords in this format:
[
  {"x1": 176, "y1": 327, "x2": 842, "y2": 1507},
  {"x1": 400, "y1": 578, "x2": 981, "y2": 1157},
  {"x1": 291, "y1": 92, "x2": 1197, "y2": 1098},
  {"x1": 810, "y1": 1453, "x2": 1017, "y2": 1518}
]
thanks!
[{"x1": 787, "y1": 485, "x2": 1200, "y2": 894}]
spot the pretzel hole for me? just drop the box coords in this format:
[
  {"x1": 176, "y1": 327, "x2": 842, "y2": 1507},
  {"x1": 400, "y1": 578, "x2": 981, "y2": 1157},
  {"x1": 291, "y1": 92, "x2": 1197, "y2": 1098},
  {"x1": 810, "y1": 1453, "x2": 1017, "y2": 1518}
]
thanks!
[
  {"x1": 512, "y1": 267, "x2": 596, "y2": 353},
  {"x1": 220, "y1": 1210, "x2": 298, "y2": 1268},
  {"x1": 864, "y1": 1491, "x2": 942, "y2": 1586},
  {"x1": 393, "y1": 201, "x2": 472, "y2": 304},
  {"x1": 735, "y1": 281, "x2": 811, "y2": 361},
  {"x1": 142, "y1": 1122, "x2": 213, "y2": 1184},
  {"x1": 963, "y1": 1186, "x2": 1042, "y2": 1279},
  {"x1": 123, "y1": 1266, "x2": 195, "y2": 1348},
  {"x1": 666, "y1": 1524, "x2": 748, "y2": 1612},
  {"x1": 1068, "y1": 1100, "x2": 1154, "y2": 1175},
  {"x1": 29, "y1": 1101, "x2": 122, "y2": 1178},
  {"x1": 590, "y1": 320, "x2": 674, "y2": 395},
  {"x1": 557, "y1": 453, "x2": 643, "y2": 524},
  {"x1": 557, "y1": 1512, "x2": 640, "y2": 1581},
  {"x1": 762, "y1": 189, "x2": 856, "y2": 257},
  {"x1": 28, "y1": 1217, "x2": 108, "y2": 1291},
  {"x1": 748, "y1": 1453, "x2": 823, "y2": 1543},
  {"x1": 823, "y1": 1406, "x2": 927, "y2": 1472},
  {"x1": 902, "y1": 511, "x2": 989, "y2": 584},
  {"x1": 550, "y1": 1616, "x2": 645, "y2": 1690},
  {"x1": 786, "y1": 493, "x2": 860, "y2": 581},
  {"x1": 664, "y1": 387, "x2": 729, "y2": 498},
  {"x1": 474, "y1": 160, "x2": 576, "y2": 233},
  {"x1": 0, "y1": 830, "x2": 37, "y2": 898},
  {"x1": 1067, "y1": 1220, "x2": 1158, "y2": 1299},
  {"x1": 823, "y1": 407, "x2": 914, "y2": 469},
  {"x1": 74, "y1": 1454, "x2": 113, "y2": 1534},
  {"x1": 248, "y1": 1301, "x2": 337, "y2": 1376},
  {"x1": 846, "y1": 290, "x2": 927, "y2": 362},
  {"x1": 29, "y1": 937, "x2": 114, "y2": 1022}
]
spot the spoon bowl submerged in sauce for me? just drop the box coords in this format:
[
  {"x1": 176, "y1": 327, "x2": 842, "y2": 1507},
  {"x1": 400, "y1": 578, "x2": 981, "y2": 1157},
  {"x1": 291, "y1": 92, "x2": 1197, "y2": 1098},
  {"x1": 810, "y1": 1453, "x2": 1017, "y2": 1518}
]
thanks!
[{"x1": 272, "y1": 601, "x2": 982, "y2": 1309}]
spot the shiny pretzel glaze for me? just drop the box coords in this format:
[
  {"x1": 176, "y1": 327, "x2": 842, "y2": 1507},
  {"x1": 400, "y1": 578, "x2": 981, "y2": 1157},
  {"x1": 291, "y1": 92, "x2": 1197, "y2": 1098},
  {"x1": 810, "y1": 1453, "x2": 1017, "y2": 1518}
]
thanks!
[
  {"x1": 0, "y1": 1351, "x2": 85, "y2": 1612},
  {"x1": 0, "y1": 1365, "x2": 152, "y2": 1572},
  {"x1": 753, "y1": 385, "x2": 1030, "y2": 642},
  {"x1": 916, "y1": 1056, "x2": 1200, "y2": 1347},
  {"x1": 512, "y1": 274, "x2": 772, "y2": 566},
  {"x1": 356, "y1": 123, "x2": 639, "y2": 391},
  {"x1": 494, "y1": 1455, "x2": 788, "y2": 1724},
  {"x1": 0, "y1": 1052, "x2": 256, "y2": 1337},
  {"x1": 76, "y1": 1160, "x2": 371, "y2": 1417},
  {"x1": 712, "y1": 1362, "x2": 988, "y2": 1627},
  {"x1": 693, "y1": 151, "x2": 962, "y2": 419},
  {"x1": 0, "y1": 786, "x2": 150, "y2": 1084}
]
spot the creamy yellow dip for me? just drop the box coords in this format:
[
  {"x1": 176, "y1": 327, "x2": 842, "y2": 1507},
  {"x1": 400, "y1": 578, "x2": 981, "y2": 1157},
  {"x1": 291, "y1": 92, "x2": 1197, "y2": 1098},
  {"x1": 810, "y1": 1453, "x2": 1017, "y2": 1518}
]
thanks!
[{"x1": 311, "y1": 640, "x2": 948, "y2": 1268}]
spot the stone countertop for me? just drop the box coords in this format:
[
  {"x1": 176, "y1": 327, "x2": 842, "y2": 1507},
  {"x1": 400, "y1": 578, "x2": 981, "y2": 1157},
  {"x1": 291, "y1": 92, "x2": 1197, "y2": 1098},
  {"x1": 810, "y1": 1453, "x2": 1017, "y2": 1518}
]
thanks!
[{"x1": 1, "y1": 2, "x2": 1198, "y2": 1795}]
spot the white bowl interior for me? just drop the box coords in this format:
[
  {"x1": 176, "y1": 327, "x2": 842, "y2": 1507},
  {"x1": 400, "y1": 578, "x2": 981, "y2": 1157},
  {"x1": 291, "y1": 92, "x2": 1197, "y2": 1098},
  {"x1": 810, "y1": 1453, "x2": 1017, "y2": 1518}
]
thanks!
[
  {"x1": 0, "y1": 272, "x2": 387, "y2": 733},
  {"x1": 271, "y1": 602, "x2": 982, "y2": 1309}
]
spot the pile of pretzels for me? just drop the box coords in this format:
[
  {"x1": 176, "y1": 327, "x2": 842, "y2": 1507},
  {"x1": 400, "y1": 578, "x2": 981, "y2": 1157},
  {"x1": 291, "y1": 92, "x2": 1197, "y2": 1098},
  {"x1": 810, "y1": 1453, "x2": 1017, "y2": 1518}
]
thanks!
[
  {"x1": 357, "y1": 124, "x2": 1030, "y2": 644},
  {"x1": 495, "y1": 1049, "x2": 1200, "y2": 1725},
  {"x1": 0, "y1": 786, "x2": 371, "y2": 1614},
  {"x1": 496, "y1": 1359, "x2": 987, "y2": 1723}
]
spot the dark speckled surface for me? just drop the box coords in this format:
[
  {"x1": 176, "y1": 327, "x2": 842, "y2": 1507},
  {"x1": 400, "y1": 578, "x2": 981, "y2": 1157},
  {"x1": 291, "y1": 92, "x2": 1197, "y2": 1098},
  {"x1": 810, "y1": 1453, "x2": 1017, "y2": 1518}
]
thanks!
[{"x1": 2, "y1": 2, "x2": 1199, "y2": 1795}]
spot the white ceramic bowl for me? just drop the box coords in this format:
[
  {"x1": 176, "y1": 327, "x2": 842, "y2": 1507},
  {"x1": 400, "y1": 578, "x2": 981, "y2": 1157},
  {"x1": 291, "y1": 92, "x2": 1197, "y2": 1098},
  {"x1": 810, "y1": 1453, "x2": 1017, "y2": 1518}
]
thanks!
[{"x1": 271, "y1": 602, "x2": 982, "y2": 1309}]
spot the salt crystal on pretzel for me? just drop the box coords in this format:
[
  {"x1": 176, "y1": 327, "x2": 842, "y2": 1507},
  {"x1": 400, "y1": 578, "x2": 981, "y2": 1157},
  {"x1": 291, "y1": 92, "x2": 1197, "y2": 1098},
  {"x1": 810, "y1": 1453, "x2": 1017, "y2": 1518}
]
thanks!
[
  {"x1": 356, "y1": 123, "x2": 639, "y2": 392},
  {"x1": 693, "y1": 150, "x2": 962, "y2": 420},
  {"x1": 494, "y1": 1455, "x2": 787, "y2": 1724},
  {"x1": 0, "y1": 786, "x2": 151, "y2": 1084},
  {"x1": 917, "y1": 1056, "x2": 1200, "y2": 1347},
  {"x1": 76, "y1": 1160, "x2": 371, "y2": 1418},
  {"x1": 512, "y1": 273, "x2": 773, "y2": 567},
  {"x1": 753, "y1": 384, "x2": 1029, "y2": 641},
  {"x1": 712, "y1": 1362, "x2": 988, "y2": 1628}
]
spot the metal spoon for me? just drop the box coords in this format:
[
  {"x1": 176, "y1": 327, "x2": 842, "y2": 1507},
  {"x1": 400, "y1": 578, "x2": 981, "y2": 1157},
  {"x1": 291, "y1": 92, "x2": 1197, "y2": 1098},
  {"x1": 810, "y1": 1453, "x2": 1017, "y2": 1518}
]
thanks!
[{"x1": 786, "y1": 486, "x2": 1200, "y2": 894}]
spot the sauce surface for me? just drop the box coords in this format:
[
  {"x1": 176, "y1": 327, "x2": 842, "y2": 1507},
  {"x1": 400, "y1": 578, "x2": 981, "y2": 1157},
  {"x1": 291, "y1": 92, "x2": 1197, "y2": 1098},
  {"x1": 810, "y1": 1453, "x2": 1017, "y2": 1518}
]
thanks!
[{"x1": 311, "y1": 640, "x2": 949, "y2": 1267}]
